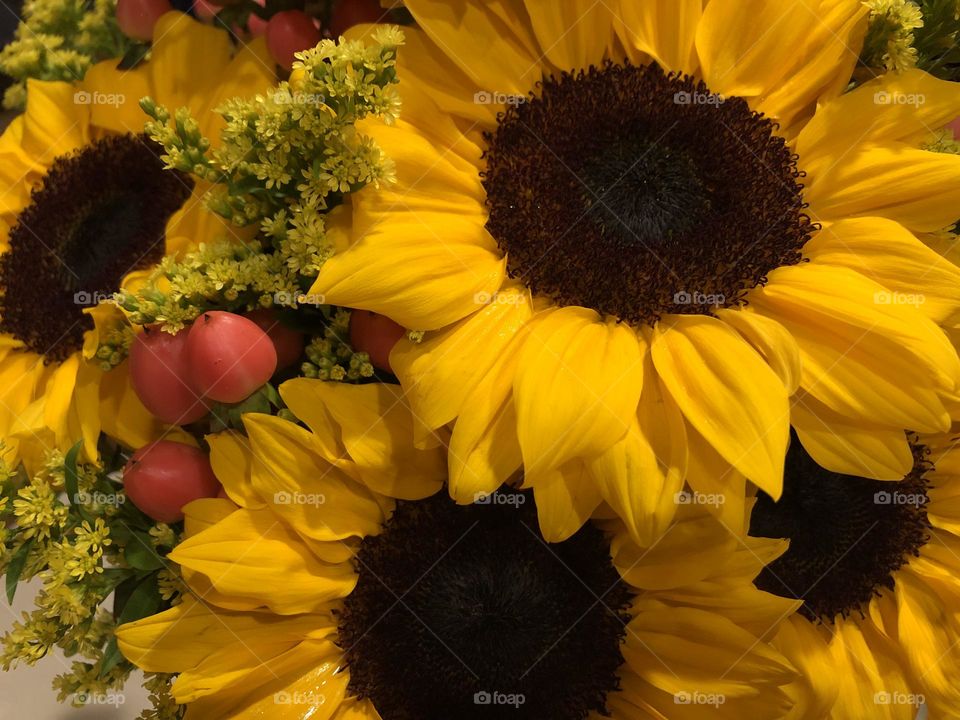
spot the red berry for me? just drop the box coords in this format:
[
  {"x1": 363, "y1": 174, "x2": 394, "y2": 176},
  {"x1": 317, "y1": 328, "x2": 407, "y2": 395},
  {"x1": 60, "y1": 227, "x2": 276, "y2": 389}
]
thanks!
[
  {"x1": 124, "y1": 441, "x2": 221, "y2": 523},
  {"x1": 266, "y1": 10, "x2": 322, "y2": 69},
  {"x1": 329, "y1": 0, "x2": 385, "y2": 37},
  {"x1": 129, "y1": 326, "x2": 210, "y2": 425},
  {"x1": 245, "y1": 309, "x2": 305, "y2": 370},
  {"x1": 186, "y1": 311, "x2": 278, "y2": 403},
  {"x1": 116, "y1": 0, "x2": 172, "y2": 41},
  {"x1": 192, "y1": 0, "x2": 219, "y2": 20},
  {"x1": 349, "y1": 310, "x2": 405, "y2": 373}
]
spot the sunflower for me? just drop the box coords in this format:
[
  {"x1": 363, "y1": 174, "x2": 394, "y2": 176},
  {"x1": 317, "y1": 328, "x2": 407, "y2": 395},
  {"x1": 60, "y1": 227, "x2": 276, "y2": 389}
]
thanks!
[
  {"x1": 748, "y1": 429, "x2": 960, "y2": 719},
  {"x1": 309, "y1": 0, "x2": 960, "y2": 544},
  {"x1": 0, "y1": 12, "x2": 274, "y2": 469},
  {"x1": 115, "y1": 378, "x2": 811, "y2": 719}
]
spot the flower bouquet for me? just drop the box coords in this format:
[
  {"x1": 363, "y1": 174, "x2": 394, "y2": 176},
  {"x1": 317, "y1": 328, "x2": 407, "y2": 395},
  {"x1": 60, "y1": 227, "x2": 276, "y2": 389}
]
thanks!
[{"x1": 2, "y1": 1, "x2": 960, "y2": 718}]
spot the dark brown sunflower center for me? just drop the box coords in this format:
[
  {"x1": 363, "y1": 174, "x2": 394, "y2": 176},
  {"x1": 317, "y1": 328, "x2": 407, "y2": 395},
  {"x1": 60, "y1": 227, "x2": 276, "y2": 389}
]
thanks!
[
  {"x1": 482, "y1": 62, "x2": 814, "y2": 325},
  {"x1": 337, "y1": 490, "x2": 631, "y2": 720},
  {"x1": 0, "y1": 134, "x2": 192, "y2": 362},
  {"x1": 749, "y1": 431, "x2": 932, "y2": 621}
]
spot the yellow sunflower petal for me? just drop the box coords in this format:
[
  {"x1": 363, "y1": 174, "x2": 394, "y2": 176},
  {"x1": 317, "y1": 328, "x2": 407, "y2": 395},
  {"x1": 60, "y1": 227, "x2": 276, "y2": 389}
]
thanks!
[
  {"x1": 206, "y1": 430, "x2": 267, "y2": 509},
  {"x1": 279, "y1": 379, "x2": 446, "y2": 500},
  {"x1": 827, "y1": 618, "x2": 916, "y2": 720},
  {"x1": 716, "y1": 308, "x2": 801, "y2": 395},
  {"x1": 612, "y1": 0, "x2": 702, "y2": 73},
  {"x1": 791, "y1": 395, "x2": 913, "y2": 480},
  {"x1": 117, "y1": 596, "x2": 334, "y2": 700},
  {"x1": 183, "y1": 497, "x2": 237, "y2": 537},
  {"x1": 515, "y1": 307, "x2": 644, "y2": 480},
  {"x1": 148, "y1": 12, "x2": 234, "y2": 114},
  {"x1": 624, "y1": 606, "x2": 798, "y2": 700},
  {"x1": 184, "y1": 640, "x2": 348, "y2": 720},
  {"x1": 651, "y1": 314, "x2": 789, "y2": 499},
  {"x1": 311, "y1": 214, "x2": 506, "y2": 331},
  {"x1": 805, "y1": 144, "x2": 960, "y2": 233},
  {"x1": 804, "y1": 217, "x2": 960, "y2": 325},
  {"x1": 403, "y1": 0, "x2": 545, "y2": 94},
  {"x1": 523, "y1": 0, "x2": 614, "y2": 70},
  {"x1": 797, "y1": 69, "x2": 960, "y2": 168},
  {"x1": 80, "y1": 59, "x2": 153, "y2": 135},
  {"x1": 169, "y1": 507, "x2": 356, "y2": 614},
  {"x1": 894, "y1": 571, "x2": 960, "y2": 710},
  {"x1": 391, "y1": 285, "x2": 533, "y2": 433},
  {"x1": 773, "y1": 617, "x2": 839, "y2": 720},
  {"x1": 20, "y1": 79, "x2": 89, "y2": 164},
  {"x1": 751, "y1": 264, "x2": 959, "y2": 432},
  {"x1": 244, "y1": 413, "x2": 386, "y2": 541},
  {"x1": 611, "y1": 512, "x2": 737, "y2": 590},
  {"x1": 447, "y1": 330, "x2": 525, "y2": 504},
  {"x1": 97, "y1": 360, "x2": 167, "y2": 450},
  {"x1": 696, "y1": 0, "x2": 867, "y2": 131},
  {"x1": 394, "y1": 27, "x2": 499, "y2": 128},
  {"x1": 530, "y1": 459, "x2": 603, "y2": 543}
]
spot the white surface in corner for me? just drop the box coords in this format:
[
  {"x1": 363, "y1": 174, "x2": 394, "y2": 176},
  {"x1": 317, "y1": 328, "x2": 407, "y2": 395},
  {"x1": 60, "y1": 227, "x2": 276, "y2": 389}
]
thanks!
[{"x1": 0, "y1": 579, "x2": 150, "y2": 719}]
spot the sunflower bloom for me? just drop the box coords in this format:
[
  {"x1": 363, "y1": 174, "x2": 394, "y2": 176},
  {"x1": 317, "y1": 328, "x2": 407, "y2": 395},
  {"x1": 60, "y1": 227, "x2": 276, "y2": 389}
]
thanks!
[
  {"x1": 117, "y1": 379, "x2": 810, "y2": 719},
  {"x1": 0, "y1": 12, "x2": 274, "y2": 469},
  {"x1": 310, "y1": 0, "x2": 960, "y2": 543}
]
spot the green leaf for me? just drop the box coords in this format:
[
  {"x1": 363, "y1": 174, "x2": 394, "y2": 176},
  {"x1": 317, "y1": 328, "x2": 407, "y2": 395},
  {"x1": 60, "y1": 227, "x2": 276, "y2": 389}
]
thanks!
[
  {"x1": 124, "y1": 534, "x2": 164, "y2": 572},
  {"x1": 98, "y1": 637, "x2": 125, "y2": 678},
  {"x1": 63, "y1": 441, "x2": 93, "y2": 524},
  {"x1": 5, "y1": 539, "x2": 34, "y2": 604},
  {"x1": 116, "y1": 573, "x2": 162, "y2": 625},
  {"x1": 116, "y1": 42, "x2": 149, "y2": 71}
]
